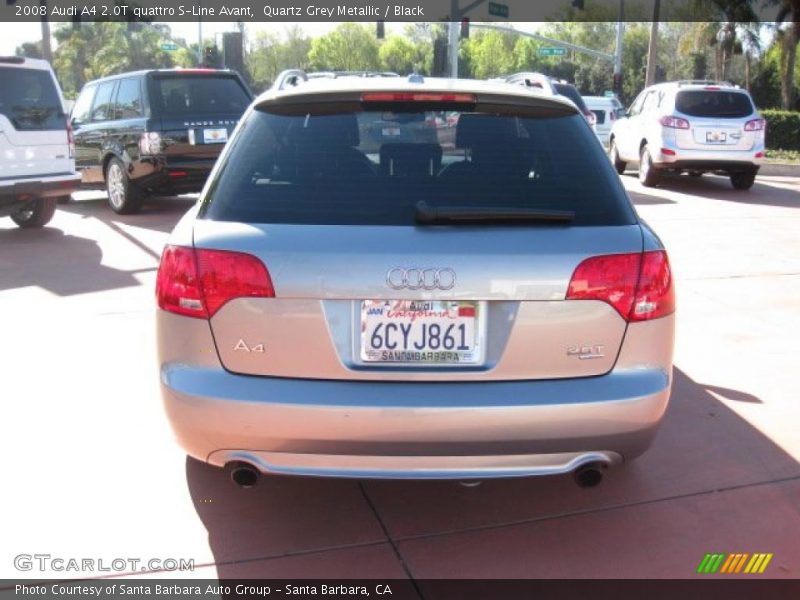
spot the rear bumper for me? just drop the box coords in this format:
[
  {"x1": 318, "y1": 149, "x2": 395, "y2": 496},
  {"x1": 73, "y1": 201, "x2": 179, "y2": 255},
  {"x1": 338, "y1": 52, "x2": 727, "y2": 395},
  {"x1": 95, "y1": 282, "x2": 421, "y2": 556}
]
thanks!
[
  {"x1": 159, "y1": 313, "x2": 674, "y2": 480},
  {"x1": 653, "y1": 146, "x2": 763, "y2": 172},
  {"x1": 131, "y1": 157, "x2": 217, "y2": 195},
  {"x1": 162, "y1": 366, "x2": 669, "y2": 479},
  {"x1": 0, "y1": 172, "x2": 80, "y2": 213}
]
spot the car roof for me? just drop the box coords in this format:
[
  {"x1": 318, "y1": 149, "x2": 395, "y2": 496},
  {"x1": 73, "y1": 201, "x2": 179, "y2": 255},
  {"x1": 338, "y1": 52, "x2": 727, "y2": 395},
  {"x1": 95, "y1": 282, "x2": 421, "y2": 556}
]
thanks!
[
  {"x1": 0, "y1": 56, "x2": 53, "y2": 71},
  {"x1": 255, "y1": 75, "x2": 578, "y2": 112},
  {"x1": 646, "y1": 80, "x2": 748, "y2": 94},
  {"x1": 83, "y1": 68, "x2": 239, "y2": 86}
]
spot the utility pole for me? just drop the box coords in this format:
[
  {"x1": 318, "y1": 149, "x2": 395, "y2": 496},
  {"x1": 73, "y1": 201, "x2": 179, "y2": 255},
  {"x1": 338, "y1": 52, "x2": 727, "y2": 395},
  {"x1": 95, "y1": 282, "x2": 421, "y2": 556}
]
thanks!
[
  {"x1": 39, "y1": 0, "x2": 52, "y2": 62},
  {"x1": 448, "y1": 0, "x2": 460, "y2": 78},
  {"x1": 613, "y1": 0, "x2": 624, "y2": 92},
  {"x1": 645, "y1": 0, "x2": 660, "y2": 86},
  {"x1": 197, "y1": 1, "x2": 203, "y2": 66}
]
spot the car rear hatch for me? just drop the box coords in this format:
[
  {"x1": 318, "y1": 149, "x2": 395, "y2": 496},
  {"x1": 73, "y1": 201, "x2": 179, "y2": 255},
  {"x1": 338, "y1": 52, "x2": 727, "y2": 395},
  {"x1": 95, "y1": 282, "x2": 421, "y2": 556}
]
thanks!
[
  {"x1": 0, "y1": 64, "x2": 71, "y2": 181},
  {"x1": 147, "y1": 71, "x2": 251, "y2": 162},
  {"x1": 671, "y1": 88, "x2": 761, "y2": 152},
  {"x1": 158, "y1": 91, "x2": 673, "y2": 382}
]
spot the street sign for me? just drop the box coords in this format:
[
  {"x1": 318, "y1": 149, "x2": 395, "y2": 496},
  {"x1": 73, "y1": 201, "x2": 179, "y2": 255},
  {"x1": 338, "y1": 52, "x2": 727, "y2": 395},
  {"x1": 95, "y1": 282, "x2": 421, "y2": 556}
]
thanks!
[
  {"x1": 538, "y1": 47, "x2": 567, "y2": 57},
  {"x1": 161, "y1": 42, "x2": 178, "y2": 51},
  {"x1": 488, "y1": 2, "x2": 509, "y2": 18}
]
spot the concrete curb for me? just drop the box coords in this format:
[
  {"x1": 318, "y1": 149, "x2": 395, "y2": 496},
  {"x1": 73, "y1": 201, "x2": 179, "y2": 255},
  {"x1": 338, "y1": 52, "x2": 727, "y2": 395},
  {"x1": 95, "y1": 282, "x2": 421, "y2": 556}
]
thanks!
[{"x1": 760, "y1": 162, "x2": 800, "y2": 177}]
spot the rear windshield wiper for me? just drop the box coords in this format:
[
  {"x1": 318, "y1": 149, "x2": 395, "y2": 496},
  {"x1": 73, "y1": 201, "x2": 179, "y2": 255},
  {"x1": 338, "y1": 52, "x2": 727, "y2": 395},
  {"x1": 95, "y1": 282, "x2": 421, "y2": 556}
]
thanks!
[{"x1": 414, "y1": 201, "x2": 575, "y2": 225}]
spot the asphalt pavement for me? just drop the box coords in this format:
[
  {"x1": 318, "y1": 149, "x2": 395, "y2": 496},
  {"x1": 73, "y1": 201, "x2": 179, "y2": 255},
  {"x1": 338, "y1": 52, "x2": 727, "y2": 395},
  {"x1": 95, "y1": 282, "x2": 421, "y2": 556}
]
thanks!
[{"x1": 1, "y1": 170, "x2": 798, "y2": 580}]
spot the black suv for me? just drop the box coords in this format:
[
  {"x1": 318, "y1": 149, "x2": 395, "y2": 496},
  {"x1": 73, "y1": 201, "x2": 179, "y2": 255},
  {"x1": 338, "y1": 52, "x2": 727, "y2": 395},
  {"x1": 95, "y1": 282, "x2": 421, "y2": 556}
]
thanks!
[{"x1": 71, "y1": 69, "x2": 252, "y2": 213}]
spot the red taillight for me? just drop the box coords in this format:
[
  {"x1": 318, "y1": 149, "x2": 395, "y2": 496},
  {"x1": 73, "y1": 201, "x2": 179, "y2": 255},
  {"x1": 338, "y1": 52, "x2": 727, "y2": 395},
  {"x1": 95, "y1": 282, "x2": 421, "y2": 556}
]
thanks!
[
  {"x1": 659, "y1": 115, "x2": 690, "y2": 130},
  {"x1": 156, "y1": 246, "x2": 275, "y2": 319},
  {"x1": 661, "y1": 147, "x2": 676, "y2": 156},
  {"x1": 168, "y1": 170, "x2": 188, "y2": 178},
  {"x1": 361, "y1": 92, "x2": 477, "y2": 103},
  {"x1": 566, "y1": 251, "x2": 674, "y2": 322},
  {"x1": 703, "y1": 86, "x2": 721, "y2": 91},
  {"x1": 755, "y1": 151, "x2": 765, "y2": 158},
  {"x1": 744, "y1": 118, "x2": 765, "y2": 132}
]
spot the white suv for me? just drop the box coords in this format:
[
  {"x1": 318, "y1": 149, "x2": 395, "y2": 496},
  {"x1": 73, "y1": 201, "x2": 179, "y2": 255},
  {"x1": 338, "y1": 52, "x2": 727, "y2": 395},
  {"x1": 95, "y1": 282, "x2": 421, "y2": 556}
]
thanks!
[
  {"x1": 609, "y1": 81, "x2": 765, "y2": 190},
  {"x1": 0, "y1": 56, "x2": 79, "y2": 228}
]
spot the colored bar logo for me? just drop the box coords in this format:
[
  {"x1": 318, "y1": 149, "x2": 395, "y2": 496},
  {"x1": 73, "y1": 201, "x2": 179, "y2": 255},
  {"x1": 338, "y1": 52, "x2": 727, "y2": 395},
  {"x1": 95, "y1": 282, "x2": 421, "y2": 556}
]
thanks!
[{"x1": 696, "y1": 553, "x2": 773, "y2": 574}]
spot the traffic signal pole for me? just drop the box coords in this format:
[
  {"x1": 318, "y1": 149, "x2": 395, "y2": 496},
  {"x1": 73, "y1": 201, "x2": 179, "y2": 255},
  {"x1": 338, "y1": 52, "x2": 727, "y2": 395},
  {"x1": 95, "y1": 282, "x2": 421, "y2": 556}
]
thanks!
[
  {"x1": 448, "y1": 0, "x2": 489, "y2": 78},
  {"x1": 448, "y1": 17, "x2": 459, "y2": 78},
  {"x1": 614, "y1": 0, "x2": 624, "y2": 93}
]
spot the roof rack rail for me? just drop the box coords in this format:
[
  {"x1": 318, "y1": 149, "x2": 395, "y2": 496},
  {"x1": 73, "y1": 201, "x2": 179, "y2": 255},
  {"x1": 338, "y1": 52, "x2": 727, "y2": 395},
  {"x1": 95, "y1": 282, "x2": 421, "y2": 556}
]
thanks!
[
  {"x1": 274, "y1": 69, "x2": 309, "y2": 90},
  {"x1": 675, "y1": 79, "x2": 736, "y2": 88},
  {"x1": 273, "y1": 69, "x2": 401, "y2": 90},
  {"x1": 307, "y1": 70, "x2": 400, "y2": 79}
]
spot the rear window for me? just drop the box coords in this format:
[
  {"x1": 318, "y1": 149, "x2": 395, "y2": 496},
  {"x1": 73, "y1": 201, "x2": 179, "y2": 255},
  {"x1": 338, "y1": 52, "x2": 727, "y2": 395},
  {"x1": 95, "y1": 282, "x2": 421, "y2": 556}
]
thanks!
[
  {"x1": 591, "y1": 110, "x2": 605, "y2": 125},
  {"x1": 675, "y1": 90, "x2": 753, "y2": 118},
  {"x1": 0, "y1": 66, "x2": 64, "y2": 131},
  {"x1": 201, "y1": 105, "x2": 635, "y2": 227},
  {"x1": 150, "y1": 75, "x2": 250, "y2": 116}
]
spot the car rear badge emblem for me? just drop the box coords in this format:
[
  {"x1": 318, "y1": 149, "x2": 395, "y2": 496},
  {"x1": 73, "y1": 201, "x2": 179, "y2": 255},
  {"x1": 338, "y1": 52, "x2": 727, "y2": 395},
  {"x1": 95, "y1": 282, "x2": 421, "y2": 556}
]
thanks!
[
  {"x1": 567, "y1": 345, "x2": 605, "y2": 360},
  {"x1": 234, "y1": 339, "x2": 265, "y2": 353}
]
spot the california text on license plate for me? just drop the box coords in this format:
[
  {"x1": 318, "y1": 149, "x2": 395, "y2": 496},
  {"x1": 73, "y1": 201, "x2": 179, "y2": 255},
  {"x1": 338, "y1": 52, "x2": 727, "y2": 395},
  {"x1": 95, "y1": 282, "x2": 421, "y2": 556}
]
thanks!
[{"x1": 360, "y1": 300, "x2": 482, "y2": 365}]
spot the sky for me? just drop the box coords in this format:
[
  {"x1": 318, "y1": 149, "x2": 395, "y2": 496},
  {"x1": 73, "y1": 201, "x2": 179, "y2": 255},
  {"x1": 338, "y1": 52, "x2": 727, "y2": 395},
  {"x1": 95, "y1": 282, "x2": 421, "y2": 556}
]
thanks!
[
  {"x1": 0, "y1": 21, "x2": 555, "y2": 56},
  {"x1": 0, "y1": 21, "x2": 384, "y2": 55}
]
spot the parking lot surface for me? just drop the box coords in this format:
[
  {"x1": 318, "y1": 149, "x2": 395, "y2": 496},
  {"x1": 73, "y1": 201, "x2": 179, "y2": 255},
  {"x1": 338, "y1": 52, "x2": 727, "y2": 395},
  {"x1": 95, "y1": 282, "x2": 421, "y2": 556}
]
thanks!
[{"x1": 1, "y1": 170, "x2": 798, "y2": 580}]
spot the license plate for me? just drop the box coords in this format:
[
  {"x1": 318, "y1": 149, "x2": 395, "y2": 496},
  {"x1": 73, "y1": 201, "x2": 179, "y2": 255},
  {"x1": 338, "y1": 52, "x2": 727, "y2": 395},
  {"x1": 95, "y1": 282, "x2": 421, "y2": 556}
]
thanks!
[
  {"x1": 360, "y1": 300, "x2": 482, "y2": 365},
  {"x1": 203, "y1": 128, "x2": 228, "y2": 144},
  {"x1": 706, "y1": 131, "x2": 727, "y2": 143}
]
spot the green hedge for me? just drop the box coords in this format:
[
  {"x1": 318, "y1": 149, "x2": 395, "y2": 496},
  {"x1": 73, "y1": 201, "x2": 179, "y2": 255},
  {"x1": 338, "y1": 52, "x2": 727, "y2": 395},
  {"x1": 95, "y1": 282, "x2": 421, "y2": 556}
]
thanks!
[{"x1": 761, "y1": 110, "x2": 800, "y2": 152}]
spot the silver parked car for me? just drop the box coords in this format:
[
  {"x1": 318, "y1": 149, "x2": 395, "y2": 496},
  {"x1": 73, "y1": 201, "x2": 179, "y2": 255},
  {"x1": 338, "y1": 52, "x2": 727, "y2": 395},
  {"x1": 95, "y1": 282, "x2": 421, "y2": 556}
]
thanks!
[
  {"x1": 157, "y1": 72, "x2": 675, "y2": 488},
  {"x1": 609, "y1": 80, "x2": 765, "y2": 189}
]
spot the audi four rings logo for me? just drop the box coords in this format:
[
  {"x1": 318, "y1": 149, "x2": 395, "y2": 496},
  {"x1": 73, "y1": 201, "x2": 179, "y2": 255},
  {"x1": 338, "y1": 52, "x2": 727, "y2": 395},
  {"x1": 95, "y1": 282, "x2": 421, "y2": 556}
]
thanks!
[{"x1": 386, "y1": 268, "x2": 456, "y2": 290}]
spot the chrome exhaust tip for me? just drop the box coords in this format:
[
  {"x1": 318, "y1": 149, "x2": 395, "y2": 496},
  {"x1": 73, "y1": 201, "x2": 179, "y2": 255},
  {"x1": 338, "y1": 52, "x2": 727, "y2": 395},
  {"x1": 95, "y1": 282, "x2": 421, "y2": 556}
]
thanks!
[
  {"x1": 573, "y1": 463, "x2": 604, "y2": 488},
  {"x1": 229, "y1": 462, "x2": 260, "y2": 488}
]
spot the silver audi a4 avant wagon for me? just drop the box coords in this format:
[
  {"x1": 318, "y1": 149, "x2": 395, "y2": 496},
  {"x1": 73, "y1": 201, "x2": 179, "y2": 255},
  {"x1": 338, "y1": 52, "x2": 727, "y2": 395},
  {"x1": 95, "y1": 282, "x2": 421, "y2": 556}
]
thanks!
[{"x1": 157, "y1": 72, "x2": 675, "y2": 488}]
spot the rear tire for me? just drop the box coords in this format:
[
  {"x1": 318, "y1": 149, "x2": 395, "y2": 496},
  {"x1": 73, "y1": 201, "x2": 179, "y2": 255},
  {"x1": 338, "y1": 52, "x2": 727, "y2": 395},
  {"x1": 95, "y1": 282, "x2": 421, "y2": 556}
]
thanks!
[
  {"x1": 105, "y1": 158, "x2": 142, "y2": 214},
  {"x1": 730, "y1": 170, "x2": 756, "y2": 190},
  {"x1": 56, "y1": 194, "x2": 72, "y2": 204},
  {"x1": 638, "y1": 144, "x2": 660, "y2": 187},
  {"x1": 608, "y1": 139, "x2": 626, "y2": 175},
  {"x1": 10, "y1": 197, "x2": 58, "y2": 228}
]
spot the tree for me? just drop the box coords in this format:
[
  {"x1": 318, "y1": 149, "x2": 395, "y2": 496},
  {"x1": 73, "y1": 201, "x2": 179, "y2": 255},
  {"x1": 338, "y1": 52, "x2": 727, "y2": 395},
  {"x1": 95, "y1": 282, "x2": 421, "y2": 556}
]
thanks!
[
  {"x1": 774, "y1": 0, "x2": 800, "y2": 109},
  {"x1": 15, "y1": 41, "x2": 43, "y2": 59},
  {"x1": 462, "y1": 29, "x2": 517, "y2": 79},
  {"x1": 246, "y1": 26, "x2": 311, "y2": 91},
  {"x1": 379, "y1": 35, "x2": 423, "y2": 74},
  {"x1": 51, "y1": 23, "x2": 179, "y2": 97},
  {"x1": 308, "y1": 23, "x2": 380, "y2": 71}
]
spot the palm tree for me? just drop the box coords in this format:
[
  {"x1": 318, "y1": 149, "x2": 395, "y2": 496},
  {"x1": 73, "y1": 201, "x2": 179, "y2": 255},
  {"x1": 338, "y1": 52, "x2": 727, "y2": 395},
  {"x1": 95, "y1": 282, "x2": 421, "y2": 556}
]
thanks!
[{"x1": 774, "y1": 0, "x2": 800, "y2": 109}]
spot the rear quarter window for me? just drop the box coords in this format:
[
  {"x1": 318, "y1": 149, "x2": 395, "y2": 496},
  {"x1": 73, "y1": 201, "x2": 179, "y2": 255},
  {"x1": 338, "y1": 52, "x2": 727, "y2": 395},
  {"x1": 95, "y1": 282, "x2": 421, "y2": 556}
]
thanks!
[
  {"x1": 0, "y1": 66, "x2": 64, "y2": 131},
  {"x1": 200, "y1": 103, "x2": 635, "y2": 227},
  {"x1": 675, "y1": 90, "x2": 754, "y2": 118}
]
